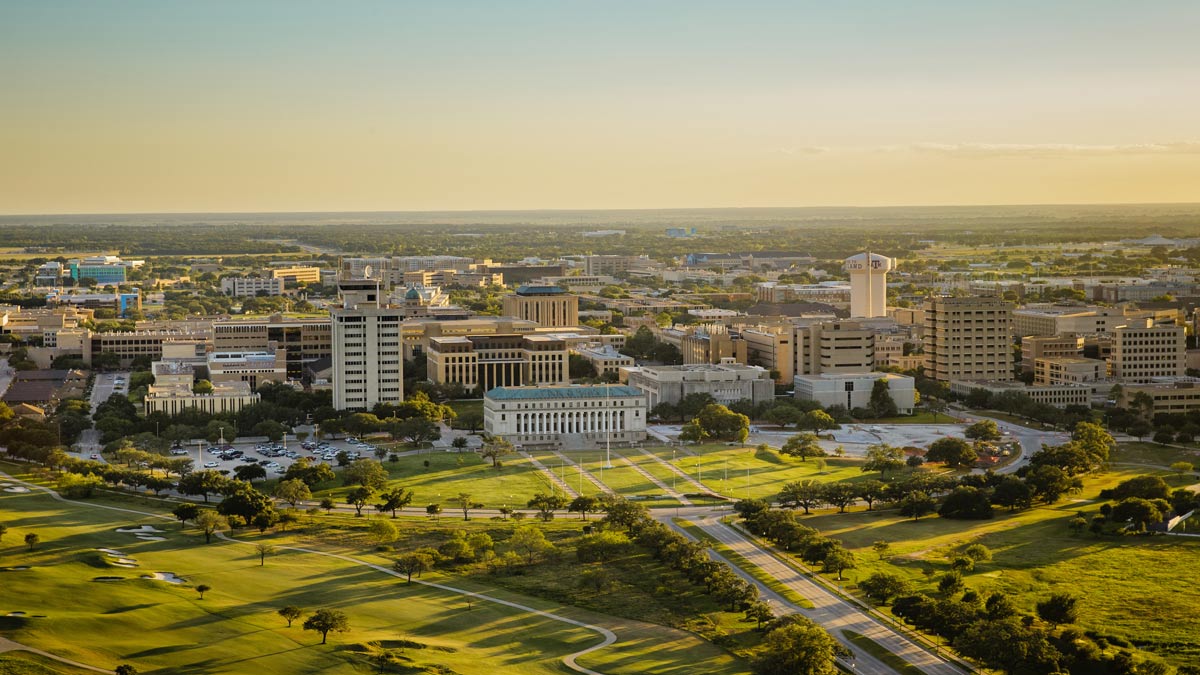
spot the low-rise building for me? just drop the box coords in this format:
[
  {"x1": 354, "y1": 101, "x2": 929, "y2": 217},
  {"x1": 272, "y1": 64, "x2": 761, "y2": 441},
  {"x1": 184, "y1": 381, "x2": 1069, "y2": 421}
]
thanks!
[
  {"x1": 426, "y1": 334, "x2": 569, "y2": 393},
  {"x1": 624, "y1": 361, "x2": 774, "y2": 409},
  {"x1": 483, "y1": 384, "x2": 647, "y2": 449},
  {"x1": 949, "y1": 380, "x2": 1091, "y2": 409},
  {"x1": 144, "y1": 377, "x2": 260, "y2": 417},
  {"x1": 502, "y1": 285, "x2": 579, "y2": 328},
  {"x1": 1033, "y1": 357, "x2": 1107, "y2": 387},
  {"x1": 207, "y1": 347, "x2": 288, "y2": 390},
  {"x1": 270, "y1": 266, "x2": 322, "y2": 284},
  {"x1": 573, "y1": 344, "x2": 634, "y2": 377},
  {"x1": 1118, "y1": 378, "x2": 1200, "y2": 414},
  {"x1": 793, "y1": 372, "x2": 915, "y2": 414},
  {"x1": 221, "y1": 276, "x2": 285, "y2": 297}
]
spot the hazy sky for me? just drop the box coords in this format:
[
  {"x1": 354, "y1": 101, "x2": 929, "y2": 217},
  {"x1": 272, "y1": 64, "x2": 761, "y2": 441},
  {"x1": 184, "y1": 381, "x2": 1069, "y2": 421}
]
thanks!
[{"x1": 3, "y1": 1, "x2": 1199, "y2": 214}]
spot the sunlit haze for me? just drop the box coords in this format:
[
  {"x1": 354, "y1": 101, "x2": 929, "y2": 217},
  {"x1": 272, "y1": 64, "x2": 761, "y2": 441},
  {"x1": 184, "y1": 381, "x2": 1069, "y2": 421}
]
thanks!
[{"x1": 3, "y1": 1, "x2": 1199, "y2": 214}]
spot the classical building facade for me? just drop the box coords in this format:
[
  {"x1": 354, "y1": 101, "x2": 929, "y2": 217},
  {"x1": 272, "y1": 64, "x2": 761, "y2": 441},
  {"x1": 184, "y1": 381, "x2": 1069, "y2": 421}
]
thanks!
[
  {"x1": 483, "y1": 385, "x2": 647, "y2": 449},
  {"x1": 426, "y1": 334, "x2": 568, "y2": 392},
  {"x1": 502, "y1": 285, "x2": 579, "y2": 328}
]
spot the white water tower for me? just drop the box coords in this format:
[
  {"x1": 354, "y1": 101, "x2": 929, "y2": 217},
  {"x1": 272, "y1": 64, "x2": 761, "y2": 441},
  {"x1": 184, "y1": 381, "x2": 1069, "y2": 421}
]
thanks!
[{"x1": 844, "y1": 252, "x2": 895, "y2": 318}]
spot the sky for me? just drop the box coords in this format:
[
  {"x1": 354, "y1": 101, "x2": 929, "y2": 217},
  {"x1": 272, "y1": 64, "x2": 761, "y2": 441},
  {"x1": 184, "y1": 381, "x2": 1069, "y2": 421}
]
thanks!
[{"x1": 2, "y1": 1, "x2": 1199, "y2": 214}]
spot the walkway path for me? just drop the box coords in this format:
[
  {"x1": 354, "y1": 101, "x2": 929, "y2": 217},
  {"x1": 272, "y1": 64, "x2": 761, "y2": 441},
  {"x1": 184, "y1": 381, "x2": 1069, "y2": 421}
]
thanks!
[
  {"x1": 0, "y1": 471, "x2": 617, "y2": 675},
  {"x1": 634, "y1": 448, "x2": 716, "y2": 495},
  {"x1": 685, "y1": 512, "x2": 966, "y2": 675},
  {"x1": 549, "y1": 451, "x2": 611, "y2": 495},
  {"x1": 0, "y1": 637, "x2": 113, "y2": 674},
  {"x1": 614, "y1": 452, "x2": 691, "y2": 505},
  {"x1": 519, "y1": 451, "x2": 580, "y2": 498}
]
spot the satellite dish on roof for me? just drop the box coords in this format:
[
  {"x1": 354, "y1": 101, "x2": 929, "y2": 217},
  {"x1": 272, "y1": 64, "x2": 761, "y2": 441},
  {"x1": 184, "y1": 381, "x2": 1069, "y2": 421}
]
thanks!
[{"x1": 362, "y1": 264, "x2": 374, "y2": 279}]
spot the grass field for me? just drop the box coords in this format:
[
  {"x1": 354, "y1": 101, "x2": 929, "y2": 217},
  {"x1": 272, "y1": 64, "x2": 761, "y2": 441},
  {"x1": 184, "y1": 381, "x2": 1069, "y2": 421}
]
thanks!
[
  {"x1": 447, "y1": 400, "x2": 484, "y2": 430},
  {"x1": 1112, "y1": 441, "x2": 1200, "y2": 469},
  {"x1": 528, "y1": 450, "x2": 682, "y2": 508},
  {"x1": 787, "y1": 467, "x2": 1200, "y2": 667},
  {"x1": 0, "y1": 465, "x2": 753, "y2": 675},
  {"x1": 646, "y1": 444, "x2": 867, "y2": 501},
  {"x1": 311, "y1": 451, "x2": 558, "y2": 509}
]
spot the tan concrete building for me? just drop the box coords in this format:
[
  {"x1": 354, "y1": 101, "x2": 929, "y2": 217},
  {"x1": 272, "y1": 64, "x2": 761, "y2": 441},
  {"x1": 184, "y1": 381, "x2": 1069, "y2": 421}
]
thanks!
[
  {"x1": 84, "y1": 328, "x2": 213, "y2": 367},
  {"x1": 1118, "y1": 379, "x2": 1200, "y2": 414},
  {"x1": 584, "y1": 255, "x2": 641, "y2": 276},
  {"x1": 502, "y1": 285, "x2": 579, "y2": 328},
  {"x1": 923, "y1": 296, "x2": 1014, "y2": 383},
  {"x1": 573, "y1": 344, "x2": 634, "y2": 377},
  {"x1": 1013, "y1": 305, "x2": 1123, "y2": 338},
  {"x1": 221, "y1": 276, "x2": 285, "y2": 297},
  {"x1": 426, "y1": 334, "x2": 568, "y2": 393},
  {"x1": 1111, "y1": 319, "x2": 1186, "y2": 383},
  {"x1": 483, "y1": 385, "x2": 647, "y2": 450},
  {"x1": 207, "y1": 347, "x2": 288, "y2": 390},
  {"x1": 213, "y1": 315, "x2": 332, "y2": 380},
  {"x1": 949, "y1": 380, "x2": 1091, "y2": 409},
  {"x1": 795, "y1": 320, "x2": 877, "y2": 376},
  {"x1": 1033, "y1": 357, "x2": 1107, "y2": 387},
  {"x1": 270, "y1": 266, "x2": 322, "y2": 284},
  {"x1": 624, "y1": 361, "x2": 774, "y2": 409}
]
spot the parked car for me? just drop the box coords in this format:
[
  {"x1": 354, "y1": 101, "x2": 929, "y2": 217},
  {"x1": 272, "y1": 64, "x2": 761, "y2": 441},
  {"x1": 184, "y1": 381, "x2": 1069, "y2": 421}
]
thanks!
[{"x1": 203, "y1": 461, "x2": 219, "y2": 468}]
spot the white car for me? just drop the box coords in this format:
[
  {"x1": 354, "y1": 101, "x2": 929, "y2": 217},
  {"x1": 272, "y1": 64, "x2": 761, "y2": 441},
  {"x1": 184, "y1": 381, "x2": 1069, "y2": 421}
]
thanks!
[{"x1": 203, "y1": 461, "x2": 219, "y2": 468}]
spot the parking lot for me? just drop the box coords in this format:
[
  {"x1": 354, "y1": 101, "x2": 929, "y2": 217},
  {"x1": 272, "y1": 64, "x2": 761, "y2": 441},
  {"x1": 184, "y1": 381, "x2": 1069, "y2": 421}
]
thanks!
[
  {"x1": 90, "y1": 371, "x2": 130, "y2": 411},
  {"x1": 178, "y1": 436, "x2": 394, "y2": 477}
]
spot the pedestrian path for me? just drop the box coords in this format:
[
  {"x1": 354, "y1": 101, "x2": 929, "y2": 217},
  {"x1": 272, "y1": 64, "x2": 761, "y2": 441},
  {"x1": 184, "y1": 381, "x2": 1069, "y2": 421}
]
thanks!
[
  {"x1": 634, "y1": 447, "x2": 717, "y2": 496},
  {"x1": 549, "y1": 450, "x2": 612, "y2": 495},
  {"x1": 519, "y1": 451, "x2": 579, "y2": 498},
  {"x1": 614, "y1": 452, "x2": 691, "y2": 505}
]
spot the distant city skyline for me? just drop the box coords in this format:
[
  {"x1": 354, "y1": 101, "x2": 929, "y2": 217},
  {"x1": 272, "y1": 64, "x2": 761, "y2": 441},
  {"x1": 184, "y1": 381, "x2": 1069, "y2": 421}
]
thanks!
[{"x1": 3, "y1": 1, "x2": 1199, "y2": 214}]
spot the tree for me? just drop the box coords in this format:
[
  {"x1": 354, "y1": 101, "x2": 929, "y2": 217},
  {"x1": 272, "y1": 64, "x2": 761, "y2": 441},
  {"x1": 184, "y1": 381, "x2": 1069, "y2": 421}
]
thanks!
[
  {"x1": 195, "y1": 584, "x2": 212, "y2": 600},
  {"x1": 343, "y1": 458, "x2": 388, "y2": 490},
  {"x1": 963, "y1": 543, "x2": 992, "y2": 562},
  {"x1": 937, "y1": 486, "x2": 993, "y2": 520},
  {"x1": 801, "y1": 410, "x2": 839, "y2": 433},
  {"x1": 695, "y1": 403, "x2": 750, "y2": 442},
  {"x1": 480, "y1": 435, "x2": 515, "y2": 467},
  {"x1": 568, "y1": 495, "x2": 600, "y2": 520},
  {"x1": 1026, "y1": 465, "x2": 1072, "y2": 503},
  {"x1": 780, "y1": 433, "x2": 825, "y2": 462},
  {"x1": 172, "y1": 503, "x2": 201, "y2": 529},
  {"x1": 195, "y1": 510, "x2": 226, "y2": 544},
  {"x1": 509, "y1": 525, "x2": 555, "y2": 563},
  {"x1": 218, "y1": 485, "x2": 276, "y2": 524},
  {"x1": 347, "y1": 486, "x2": 375, "y2": 516},
  {"x1": 178, "y1": 470, "x2": 228, "y2": 503},
  {"x1": 256, "y1": 543, "x2": 276, "y2": 566},
  {"x1": 679, "y1": 420, "x2": 707, "y2": 444},
  {"x1": 1036, "y1": 593, "x2": 1079, "y2": 626},
  {"x1": 991, "y1": 476, "x2": 1034, "y2": 510},
  {"x1": 367, "y1": 518, "x2": 399, "y2": 544},
  {"x1": 862, "y1": 444, "x2": 905, "y2": 474},
  {"x1": 319, "y1": 497, "x2": 336, "y2": 513},
  {"x1": 601, "y1": 496, "x2": 649, "y2": 529},
  {"x1": 376, "y1": 487, "x2": 414, "y2": 518},
  {"x1": 115, "y1": 666, "x2": 138, "y2": 675},
  {"x1": 1111, "y1": 497, "x2": 1165, "y2": 531},
  {"x1": 1112, "y1": 475, "x2": 1171, "y2": 501},
  {"x1": 937, "y1": 571, "x2": 964, "y2": 596},
  {"x1": 821, "y1": 483, "x2": 858, "y2": 513},
  {"x1": 1071, "y1": 420, "x2": 1115, "y2": 464},
  {"x1": 778, "y1": 480, "x2": 824, "y2": 514},
  {"x1": 898, "y1": 491, "x2": 936, "y2": 520},
  {"x1": 1171, "y1": 461, "x2": 1194, "y2": 477},
  {"x1": 303, "y1": 608, "x2": 349, "y2": 644},
  {"x1": 426, "y1": 503, "x2": 442, "y2": 519},
  {"x1": 394, "y1": 552, "x2": 435, "y2": 583},
  {"x1": 278, "y1": 605, "x2": 303, "y2": 627},
  {"x1": 453, "y1": 492, "x2": 483, "y2": 521},
  {"x1": 859, "y1": 572, "x2": 911, "y2": 604},
  {"x1": 925, "y1": 437, "x2": 977, "y2": 468},
  {"x1": 744, "y1": 601, "x2": 775, "y2": 630},
  {"x1": 234, "y1": 463, "x2": 268, "y2": 483},
  {"x1": 576, "y1": 530, "x2": 632, "y2": 563},
  {"x1": 273, "y1": 478, "x2": 313, "y2": 509},
  {"x1": 527, "y1": 492, "x2": 569, "y2": 522},
  {"x1": 751, "y1": 618, "x2": 839, "y2": 675},
  {"x1": 867, "y1": 378, "x2": 899, "y2": 418},
  {"x1": 871, "y1": 540, "x2": 891, "y2": 560},
  {"x1": 964, "y1": 420, "x2": 1001, "y2": 441},
  {"x1": 284, "y1": 458, "x2": 336, "y2": 487},
  {"x1": 394, "y1": 417, "x2": 440, "y2": 447},
  {"x1": 857, "y1": 480, "x2": 886, "y2": 511},
  {"x1": 24, "y1": 532, "x2": 40, "y2": 551}
]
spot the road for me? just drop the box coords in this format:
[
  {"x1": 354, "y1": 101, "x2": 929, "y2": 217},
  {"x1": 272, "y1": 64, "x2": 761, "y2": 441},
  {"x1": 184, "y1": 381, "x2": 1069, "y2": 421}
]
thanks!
[
  {"x1": 678, "y1": 510, "x2": 967, "y2": 675},
  {"x1": 956, "y1": 411, "x2": 1070, "y2": 475}
]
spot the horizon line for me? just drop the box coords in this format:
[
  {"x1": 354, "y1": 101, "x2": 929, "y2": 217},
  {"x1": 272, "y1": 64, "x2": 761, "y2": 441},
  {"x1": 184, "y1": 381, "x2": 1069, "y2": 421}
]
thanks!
[{"x1": 4, "y1": 200, "x2": 1200, "y2": 220}]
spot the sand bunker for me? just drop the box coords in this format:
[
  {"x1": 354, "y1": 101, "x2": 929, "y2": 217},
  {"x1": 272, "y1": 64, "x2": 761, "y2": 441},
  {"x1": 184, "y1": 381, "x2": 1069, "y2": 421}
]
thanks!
[
  {"x1": 1, "y1": 566, "x2": 31, "y2": 571},
  {"x1": 3, "y1": 486, "x2": 30, "y2": 493},
  {"x1": 98, "y1": 548, "x2": 125, "y2": 556},
  {"x1": 141, "y1": 572, "x2": 186, "y2": 584},
  {"x1": 136, "y1": 535, "x2": 166, "y2": 542},
  {"x1": 116, "y1": 526, "x2": 164, "y2": 534},
  {"x1": 5, "y1": 611, "x2": 26, "y2": 616},
  {"x1": 110, "y1": 558, "x2": 138, "y2": 568}
]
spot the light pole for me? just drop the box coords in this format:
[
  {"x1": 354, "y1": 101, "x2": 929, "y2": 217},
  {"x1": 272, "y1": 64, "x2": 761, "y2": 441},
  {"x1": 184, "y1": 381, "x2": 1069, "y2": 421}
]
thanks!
[{"x1": 671, "y1": 448, "x2": 677, "y2": 493}]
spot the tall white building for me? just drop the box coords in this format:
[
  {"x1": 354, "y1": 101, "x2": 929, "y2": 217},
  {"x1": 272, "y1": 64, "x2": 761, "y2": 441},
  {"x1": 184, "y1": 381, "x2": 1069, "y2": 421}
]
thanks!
[
  {"x1": 332, "y1": 279, "x2": 404, "y2": 410},
  {"x1": 844, "y1": 252, "x2": 895, "y2": 318}
]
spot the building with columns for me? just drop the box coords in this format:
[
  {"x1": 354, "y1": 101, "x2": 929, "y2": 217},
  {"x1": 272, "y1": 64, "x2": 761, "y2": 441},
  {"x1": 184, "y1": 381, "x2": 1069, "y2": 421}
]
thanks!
[
  {"x1": 502, "y1": 285, "x2": 579, "y2": 328},
  {"x1": 483, "y1": 385, "x2": 647, "y2": 449}
]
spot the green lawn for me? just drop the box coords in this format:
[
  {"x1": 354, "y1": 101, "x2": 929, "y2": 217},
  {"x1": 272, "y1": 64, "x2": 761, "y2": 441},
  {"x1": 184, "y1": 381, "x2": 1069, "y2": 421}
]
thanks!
[
  {"x1": 1112, "y1": 441, "x2": 1200, "y2": 470},
  {"x1": 447, "y1": 400, "x2": 484, "y2": 430},
  {"x1": 314, "y1": 451, "x2": 557, "y2": 508},
  {"x1": 645, "y1": 445, "x2": 868, "y2": 501},
  {"x1": 785, "y1": 467, "x2": 1200, "y2": 667},
  {"x1": 0, "y1": 481, "x2": 752, "y2": 675},
  {"x1": 0, "y1": 653, "x2": 100, "y2": 675}
]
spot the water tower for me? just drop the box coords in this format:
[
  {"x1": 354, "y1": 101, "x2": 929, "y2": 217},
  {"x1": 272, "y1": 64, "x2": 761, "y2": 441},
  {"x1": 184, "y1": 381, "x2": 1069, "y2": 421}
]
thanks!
[{"x1": 844, "y1": 252, "x2": 896, "y2": 318}]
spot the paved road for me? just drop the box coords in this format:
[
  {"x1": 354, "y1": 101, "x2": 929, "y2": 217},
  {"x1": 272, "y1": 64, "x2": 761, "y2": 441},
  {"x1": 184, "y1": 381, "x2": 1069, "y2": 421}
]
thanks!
[{"x1": 682, "y1": 510, "x2": 966, "y2": 675}]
